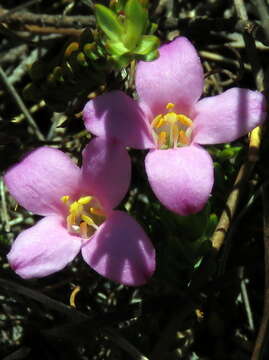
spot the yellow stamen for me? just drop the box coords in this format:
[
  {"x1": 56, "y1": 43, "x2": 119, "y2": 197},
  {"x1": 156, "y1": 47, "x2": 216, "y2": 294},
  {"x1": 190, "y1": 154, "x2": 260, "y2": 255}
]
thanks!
[
  {"x1": 62, "y1": 195, "x2": 105, "y2": 237},
  {"x1": 61, "y1": 195, "x2": 70, "y2": 203},
  {"x1": 151, "y1": 114, "x2": 162, "y2": 128},
  {"x1": 177, "y1": 114, "x2": 193, "y2": 127},
  {"x1": 151, "y1": 102, "x2": 193, "y2": 149},
  {"x1": 158, "y1": 131, "x2": 167, "y2": 147},
  {"x1": 67, "y1": 213, "x2": 75, "y2": 232},
  {"x1": 79, "y1": 221, "x2": 88, "y2": 238},
  {"x1": 172, "y1": 124, "x2": 179, "y2": 148},
  {"x1": 78, "y1": 196, "x2": 92, "y2": 205},
  {"x1": 155, "y1": 117, "x2": 166, "y2": 129},
  {"x1": 81, "y1": 214, "x2": 98, "y2": 229},
  {"x1": 90, "y1": 207, "x2": 105, "y2": 216},
  {"x1": 179, "y1": 130, "x2": 189, "y2": 145},
  {"x1": 70, "y1": 201, "x2": 82, "y2": 215},
  {"x1": 166, "y1": 102, "x2": 175, "y2": 111}
]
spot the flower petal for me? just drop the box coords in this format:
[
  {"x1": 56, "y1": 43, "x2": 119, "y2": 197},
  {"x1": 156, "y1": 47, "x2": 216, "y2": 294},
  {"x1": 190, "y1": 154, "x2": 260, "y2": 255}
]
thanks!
[
  {"x1": 81, "y1": 211, "x2": 155, "y2": 286},
  {"x1": 192, "y1": 88, "x2": 267, "y2": 145},
  {"x1": 7, "y1": 216, "x2": 81, "y2": 279},
  {"x1": 81, "y1": 137, "x2": 131, "y2": 211},
  {"x1": 145, "y1": 145, "x2": 214, "y2": 215},
  {"x1": 83, "y1": 90, "x2": 154, "y2": 149},
  {"x1": 135, "y1": 37, "x2": 204, "y2": 116},
  {"x1": 4, "y1": 147, "x2": 80, "y2": 216}
]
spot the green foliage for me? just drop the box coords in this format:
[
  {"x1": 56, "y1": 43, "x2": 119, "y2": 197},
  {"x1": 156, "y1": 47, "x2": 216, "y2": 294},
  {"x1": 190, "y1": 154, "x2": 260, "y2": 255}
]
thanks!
[
  {"x1": 95, "y1": 4, "x2": 124, "y2": 42},
  {"x1": 95, "y1": 0, "x2": 160, "y2": 67},
  {"x1": 149, "y1": 201, "x2": 217, "y2": 289},
  {"x1": 23, "y1": 0, "x2": 160, "y2": 112}
]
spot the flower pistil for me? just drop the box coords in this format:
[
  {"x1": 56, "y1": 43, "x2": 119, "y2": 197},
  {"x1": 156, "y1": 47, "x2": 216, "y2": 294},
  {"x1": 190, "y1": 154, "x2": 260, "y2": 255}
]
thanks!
[
  {"x1": 61, "y1": 195, "x2": 105, "y2": 238},
  {"x1": 151, "y1": 102, "x2": 193, "y2": 149}
]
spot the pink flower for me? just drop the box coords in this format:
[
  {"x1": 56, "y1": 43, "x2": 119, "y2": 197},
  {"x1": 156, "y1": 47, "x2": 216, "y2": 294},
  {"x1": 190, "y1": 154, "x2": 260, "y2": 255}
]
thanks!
[
  {"x1": 83, "y1": 37, "x2": 266, "y2": 215},
  {"x1": 4, "y1": 138, "x2": 155, "y2": 286}
]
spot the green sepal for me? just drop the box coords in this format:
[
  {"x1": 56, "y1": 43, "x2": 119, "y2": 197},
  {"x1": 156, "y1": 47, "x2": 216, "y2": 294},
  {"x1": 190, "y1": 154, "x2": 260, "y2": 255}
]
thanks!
[
  {"x1": 95, "y1": 4, "x2": 124, "y2": 42},
  {"x1": 123, "y1": 0, "x2": 147, "y2": 49},
  {"x1": 134, "y1": 35, "x2": 160, "y2": 55}
]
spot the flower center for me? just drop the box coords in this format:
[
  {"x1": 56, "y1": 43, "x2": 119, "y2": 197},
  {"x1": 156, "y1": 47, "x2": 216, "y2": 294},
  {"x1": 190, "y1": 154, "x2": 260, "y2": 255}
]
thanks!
[
  {"x1": 61, "y1": 195, "x2": 105, "y2": 239},
  {"x1": 151, "y1": 103, "x2": 193, "y2": 149}
]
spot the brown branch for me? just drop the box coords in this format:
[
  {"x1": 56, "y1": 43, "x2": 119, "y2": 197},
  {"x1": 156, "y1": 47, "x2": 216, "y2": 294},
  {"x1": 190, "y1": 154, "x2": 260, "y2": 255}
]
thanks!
[
  {"x1": 211, "y1": 159, "x2": 255, "y2": 251},
  {"x1": 232, "y1": 1, "x2": 269, "y2": 359},
  {"x1": 212, "y1": 0, "x2": 264, "y2": 250},
  {"x1": 0, "y1": 64, "x2": 45, "y2": 141},
  {"x1": 23, "y1": 24, "x2": 83, "y2": 36},
  {"x1": 0, "y1": 8, "x2": 95, "y2": 29}
]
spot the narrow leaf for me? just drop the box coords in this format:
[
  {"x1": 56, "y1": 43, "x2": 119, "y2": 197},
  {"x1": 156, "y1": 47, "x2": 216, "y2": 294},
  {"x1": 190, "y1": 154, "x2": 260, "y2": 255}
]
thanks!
[{"x1": 95, "y1": 4, "x2": 124, "y2": 42}]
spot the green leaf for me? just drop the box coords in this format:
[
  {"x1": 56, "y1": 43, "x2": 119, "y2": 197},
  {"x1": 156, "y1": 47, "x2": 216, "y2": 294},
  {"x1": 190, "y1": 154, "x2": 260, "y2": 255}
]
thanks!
[
  {"x1": 106, "y1": 40, "x2": 129, "y2": 56},
  {"x1": 123, "y1": 0, "x2": 147, "y2": 49},
  {"x1": 134, "y1": 35, "x2": 160, "y2": 55},
  {"x1": 147, "y1": 22, "x2": 158, "y2": 35},
  {"x1": 174, "y1": 204, "x2": 211, "y2": 241},
  {"x1": 95, "y1": 4, "x2": 124, "y2": 42},
  {"x1": 205, "y1": 214, "x2": 218, "y2": 236},
  {"x1": 141, "y1": 49, "x2": 159, "y2": 61},
  {"x1": 111, "y1": 53, "x2": 131, "y2": 68},
  {"x1": 219, "y1": 146, "x2": 242, "y2": 161}
]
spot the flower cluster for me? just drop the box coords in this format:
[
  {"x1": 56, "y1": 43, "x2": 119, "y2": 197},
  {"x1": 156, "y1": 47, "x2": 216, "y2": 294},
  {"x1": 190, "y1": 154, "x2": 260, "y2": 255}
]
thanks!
[{"x1": 4, "y1": 37, "x2": 266, "y2": 286}]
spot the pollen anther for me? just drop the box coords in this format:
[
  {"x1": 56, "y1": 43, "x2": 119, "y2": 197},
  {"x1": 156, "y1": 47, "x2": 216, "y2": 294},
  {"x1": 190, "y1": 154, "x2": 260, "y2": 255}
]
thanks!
[
  {"x1": 62, "y1": 195, "x2": 105, "y2": 238},
  {"x1": 166, "y1": 102, "x2": 175, "y2": 110},
  {"x1": 151, "y1": 103, "x2": 193, "y2": 149},
  {"x1": 61, "y1": 195, "x2": 70, "y2": 203},
  {"x1": 78, "y1": 196, "x2": 92, "y2": 205}
]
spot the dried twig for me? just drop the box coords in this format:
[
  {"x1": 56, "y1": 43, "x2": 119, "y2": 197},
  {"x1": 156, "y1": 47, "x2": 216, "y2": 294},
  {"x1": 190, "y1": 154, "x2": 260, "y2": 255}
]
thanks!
[
  {"x1": 0, "y1": 64, "x2": 44, "y2": 141},
  {"x1": 8, "y1": 48, "x2": 38, "y2": 84},
  {"x1": 224, "y1": 1, "x2": 268, "y2": 358},
  {"x1": 238, "y1": 267, "x2": 255, "y2": 331},
  {"x1": 199, "y1": 50, "x2": 251, "y2": 72},
  {"x1": 21, "y1": 24, "x2": 83, "y2": 36},
  {"x1": 0, "y1": 44, "x2": 27, "y2": 65},
  {"x1": 212, "y1": 0, "x2": 264, "y2": 252},
  {"x1": 0, "y1": 0, "x2": 41, "y2": 21},
  {"x1": 0, "y1": 8, "x2": 95, "y2": 29},
  {"x1": 0, "y1": 177, "x2": 10, "y2": 232}
]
